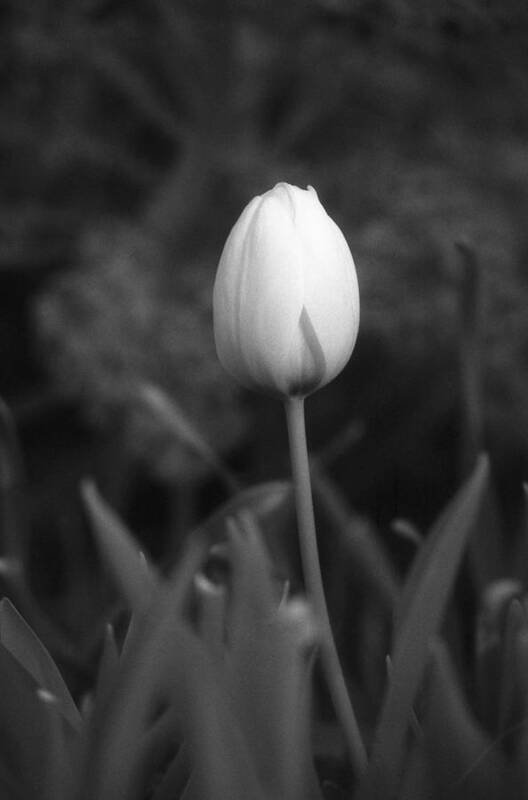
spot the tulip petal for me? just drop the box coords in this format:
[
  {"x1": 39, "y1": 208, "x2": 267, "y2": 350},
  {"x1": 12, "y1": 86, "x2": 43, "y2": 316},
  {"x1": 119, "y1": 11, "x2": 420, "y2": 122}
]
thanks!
[
  {"x1": 239, "y1": 194, "x2": 305, "y2": 393},
  {"x1": 213, "y1": 195, "x2": 262, "y2": 384},
  {"x1": 214, "y1": 191, "x2": 304, "y2": 394},
  {"x1": 286, "y1": 307, "x2": 327, "y2": 395},
  {"x1": 294, "y1": 189, "x2": 359, "y2": 384}
]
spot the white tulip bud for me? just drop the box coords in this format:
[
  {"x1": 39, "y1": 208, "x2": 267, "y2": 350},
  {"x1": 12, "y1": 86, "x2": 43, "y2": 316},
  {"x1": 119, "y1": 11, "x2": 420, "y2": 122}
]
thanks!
[{"x1": 213, "y1": 183, "x2": 360, "y2": 397}]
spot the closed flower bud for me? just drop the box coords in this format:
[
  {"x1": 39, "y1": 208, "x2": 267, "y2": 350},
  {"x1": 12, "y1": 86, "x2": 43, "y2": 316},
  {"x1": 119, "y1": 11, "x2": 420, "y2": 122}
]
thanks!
[{"x1": 213, "y1": 182, "x2": 360, "y2": 397}]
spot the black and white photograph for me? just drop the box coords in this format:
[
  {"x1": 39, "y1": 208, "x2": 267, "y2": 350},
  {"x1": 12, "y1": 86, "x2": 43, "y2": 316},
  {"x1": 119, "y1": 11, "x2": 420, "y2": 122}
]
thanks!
[{"x1": 1, "y1": 1, "x2": 528, "y2": 798}]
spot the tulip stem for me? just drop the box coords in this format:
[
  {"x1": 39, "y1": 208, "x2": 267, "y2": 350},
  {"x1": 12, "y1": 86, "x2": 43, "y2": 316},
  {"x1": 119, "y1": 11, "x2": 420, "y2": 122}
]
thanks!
[{"x1": 284, "y1": 396, "x2": 367, "y2": 778}]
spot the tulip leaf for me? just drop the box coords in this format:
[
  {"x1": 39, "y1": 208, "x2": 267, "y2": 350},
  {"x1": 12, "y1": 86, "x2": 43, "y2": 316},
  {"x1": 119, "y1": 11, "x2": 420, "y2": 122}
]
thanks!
[
  {"x1": 393, "y1": 454, "x2": 488, "y2": 635},
  {"x1": 510, "y1": 483, "x2": 528, "y2": 584},
  {"x1": 0, "y1": 598, "x2": 81, "y2": 731},
  {"x1": 312, "y1": 469, "x2": 399, "y2": 610},
  {"x1": 82, "y1": 480, "x2": 158, "y2": 614},
  {"x1": 178, "y1": 636, "x2": 272, "y2": 800},
  {"x1": 474, "y1": 580, "x2": 523, "y2": 734},
  {"x1": 40, "y1": 690, "x2": 79, "y2": 800},
  {"x1": 195, "y1": 481, "x2": 291, "y2": 541},
  {"x1": 466, "y1": 480, "x2": 505, "y2": 597},
  {"x1": 80, "y1": 538, "x2": 206, "y2": 800},
  {"x1": 421, "y1": 639, "x2": 507, "y2": 800},
  {"x1": 225, "y1": 514, "x2": 322, "y2": 800},
  {"x1": 151, "y1": 745, "x2": 190, "y2": 800},
  {"x1": 497, "y1": 599, "x2": 528, "y2": 745},
  {"x1": 396, "y1": 737, "x2": 434, "y2": 800},
  {"x1": 355, "y1": 454, "x2": 489, "y2": 800},
  {"x1": 187, "y1": 481, "x2": 294, "y2": 582},
  {"x1": 0, "y1": 641, "x2": 72, "y2": 800},
  {"x1": 81, "y1": 591, "x2": 267, "y2": 800},
  {"x1": 513, "y1": 628, "x2": 528, "y2": 795},
  {"x1": 80, "y1": 599, "x2": 184, "y2": 800},
  {"x1": 139, "y1": 384, "x2": 240, "y2": 493},
  {"x1": 93, "y1": 623, "x2": 120, "y2": 712},
  {"x1": 194, "y1": 573, "x2": 226, "y2": 658}
]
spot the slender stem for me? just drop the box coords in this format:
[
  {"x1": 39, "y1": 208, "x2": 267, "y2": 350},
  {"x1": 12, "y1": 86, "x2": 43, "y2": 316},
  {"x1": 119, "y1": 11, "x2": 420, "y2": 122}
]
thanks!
[{"x1": 284, "y1": 396, "x2": 367, "y2": 777}]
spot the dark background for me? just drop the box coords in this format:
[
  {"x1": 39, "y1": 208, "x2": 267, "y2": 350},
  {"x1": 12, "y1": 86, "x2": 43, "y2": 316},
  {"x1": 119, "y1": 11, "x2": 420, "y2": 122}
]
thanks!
[{"x1": 2, "y1": 0, "x2": 528, "y2": 663}]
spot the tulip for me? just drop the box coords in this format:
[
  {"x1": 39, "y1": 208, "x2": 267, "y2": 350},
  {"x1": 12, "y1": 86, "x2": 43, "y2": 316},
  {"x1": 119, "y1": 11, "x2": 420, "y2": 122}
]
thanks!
[
  {"x1": 213, "y1": 182, "x2": 359, "y2": 397},
  {"x1": 213, "y1": 183, "x2": 367, "y2": 778}
]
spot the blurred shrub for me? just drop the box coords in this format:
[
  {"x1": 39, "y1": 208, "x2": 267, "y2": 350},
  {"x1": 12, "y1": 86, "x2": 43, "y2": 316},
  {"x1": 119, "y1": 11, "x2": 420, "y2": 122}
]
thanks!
[{"x1": 35, "y1": 223, "x2": 247, "y2": 481}]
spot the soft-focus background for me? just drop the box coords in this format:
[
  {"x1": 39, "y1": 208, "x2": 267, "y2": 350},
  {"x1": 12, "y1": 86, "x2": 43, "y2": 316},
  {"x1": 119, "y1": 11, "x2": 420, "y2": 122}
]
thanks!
[{"x1": 2, "y1": 0, "x2": 528, "y2": 656}]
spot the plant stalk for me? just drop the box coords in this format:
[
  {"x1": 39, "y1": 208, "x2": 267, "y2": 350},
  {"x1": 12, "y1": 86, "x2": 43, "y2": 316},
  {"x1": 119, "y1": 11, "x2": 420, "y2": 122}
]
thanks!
[{"x1": 284, "y1": 395, "x2": 367, "y2": 778}]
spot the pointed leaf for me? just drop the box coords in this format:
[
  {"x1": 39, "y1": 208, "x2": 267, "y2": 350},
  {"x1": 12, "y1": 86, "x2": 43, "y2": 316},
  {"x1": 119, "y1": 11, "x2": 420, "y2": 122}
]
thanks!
[
  {"x1": 512, "y1": 627, "x2": 528, "y2": 794},
  {"x1": 80, "y1": 537, "x2": 207, "y2": 800},
  {"x1": 356, "y1": 455, "x2": 489, "y2": 800},
  {"x1": 396, "y1": 736, "x2": 434, "y2": 800},
  {"x1": 312, "y1": 470, "x2": 399, "y2": 610},
  {"x1": 82, "y1": 481, "x2": 158, "y2": 613},
  {"x1": 498, "y1": 599, "x2": 528, "y2": 747},
  {"x1": 466, "y1": 480, "x2": 505, "y2": 596},
  {"x1": 0, "y1": 598, "x2": 81, "y2": 731},
  {"x1": 186, "y1": 481, "x2": 294, "y2": 583},
  {"x1": 195, "y1": 482, "x2": 291, "y2": 541},
  {"x1": 422, "y1": 639, "x2": 507, "y2": 800},
  {"x1": 225, "y1": 515, "x2": 322, "y2": 800},
  {"x1": 151, "y1": 745, "x2": 190, "y2": 800},
  {"x1": 81, "y1": 599, "x2": 184, "y2": 800},
  {"x1": 93, "y1": 623, "x2": 119, "y2": 712},
  {"x1": 511, "y1": 484, "x2": 528, "y2": 583},
  {"x1": 82, "y1": 593, "x2": 266, "y2": 800},
  {"x1": 38, "y1": 689, "x2": 79, "y2": 800},
  {"x1": 0, "y1": 642, "x2": 74, "y2": 800},
  {"x1": 194, "y1": 574, "x2": 226, "y2": 658},
  {"x1": 139, "y1": 384, "x2": 240, "y2": 493},
  {"x1": 475, "y1": 580, "x2": 523, "y2": 734},
  {"x1": 178, "y1": 638, "x2": 271, "y2": 800}
]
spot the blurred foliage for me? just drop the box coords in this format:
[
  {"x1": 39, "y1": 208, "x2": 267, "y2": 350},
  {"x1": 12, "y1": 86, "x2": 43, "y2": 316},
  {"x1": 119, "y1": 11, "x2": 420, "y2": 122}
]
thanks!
[
  {"x1": 2, "y1": 423, "x2": 527, "y2": 800},
  {"x1": 3, "y1": 8, "x2": 528, "y2": 793},
  {"x1": 36, "y1": 224, "x2": 247, "y2": 481},
  {"x1": 2, "y1": 0, "x2": 528, "y2": 485}
]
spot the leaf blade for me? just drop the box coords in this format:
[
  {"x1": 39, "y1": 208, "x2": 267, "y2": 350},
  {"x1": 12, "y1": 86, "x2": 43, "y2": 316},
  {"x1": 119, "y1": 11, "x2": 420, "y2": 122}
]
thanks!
[
  {"x1": 0, "y1": 598, "x2": 81, "y2": 731},
  {"x1": 82, "y1": 480, "x2": 158, "y2": 613},
  {"x1": 356, "y1": 455, "x2": 489, "y2": 800}
]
